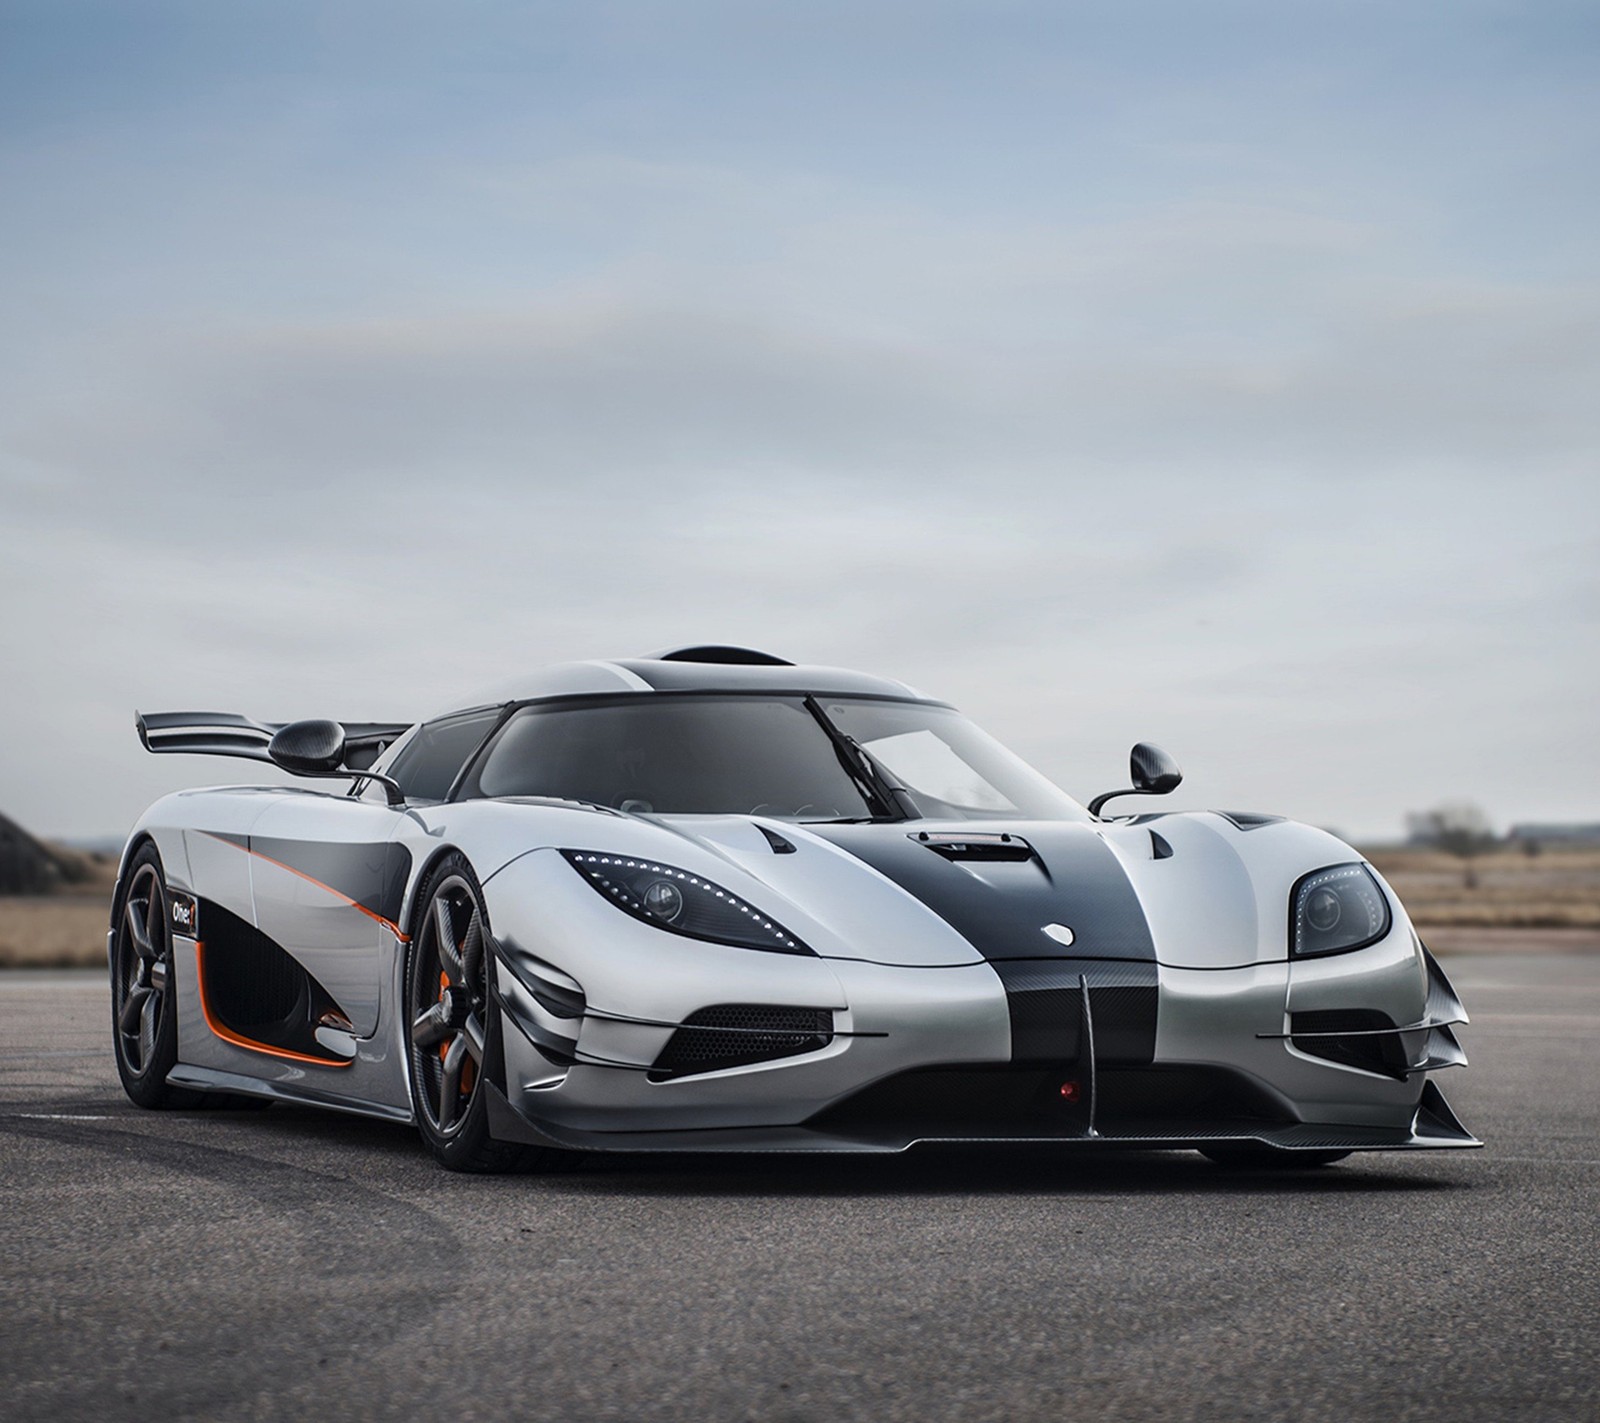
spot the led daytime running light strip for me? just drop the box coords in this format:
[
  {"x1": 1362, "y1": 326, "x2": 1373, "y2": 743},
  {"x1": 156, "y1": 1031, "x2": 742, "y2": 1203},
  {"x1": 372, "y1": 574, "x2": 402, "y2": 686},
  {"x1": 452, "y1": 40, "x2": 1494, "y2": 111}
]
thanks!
[{"x1": 567, "y1": 853, "x2": 803, "y2": 951}]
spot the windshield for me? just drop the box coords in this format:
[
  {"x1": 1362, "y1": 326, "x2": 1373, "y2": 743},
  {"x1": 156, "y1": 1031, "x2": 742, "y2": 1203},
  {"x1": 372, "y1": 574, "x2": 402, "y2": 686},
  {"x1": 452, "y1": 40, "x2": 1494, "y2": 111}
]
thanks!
[
  {"x1": 460, "y1": 695, "x2": 1088, "y2": 823},
  {"x1": 818, "y1": 698, "x2": 1089, "y2": 822}
]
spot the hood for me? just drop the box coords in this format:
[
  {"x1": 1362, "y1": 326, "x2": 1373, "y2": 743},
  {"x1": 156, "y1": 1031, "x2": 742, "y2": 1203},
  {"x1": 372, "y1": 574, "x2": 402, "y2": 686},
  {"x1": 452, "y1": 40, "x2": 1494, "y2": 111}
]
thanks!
[
  {"x1": 800, "y1": 820, "x2": 1155, "y2": 964},
  {"x1": 459, "y1": 798, "x2": 1363, "y2": 972},
  {"x1": 642, "y1": 814, "x2": 1157, "y2": 968},
  {"x1": 648, "y1": 810, "x2": 1361, "y2": 971}
]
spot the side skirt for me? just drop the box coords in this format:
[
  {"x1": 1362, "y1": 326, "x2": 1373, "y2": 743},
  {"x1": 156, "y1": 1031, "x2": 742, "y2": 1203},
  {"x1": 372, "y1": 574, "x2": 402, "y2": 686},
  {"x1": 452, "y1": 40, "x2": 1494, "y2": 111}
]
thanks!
[{"x1": 165, "y1": 1064, "x2": 414, "y2": 1124}]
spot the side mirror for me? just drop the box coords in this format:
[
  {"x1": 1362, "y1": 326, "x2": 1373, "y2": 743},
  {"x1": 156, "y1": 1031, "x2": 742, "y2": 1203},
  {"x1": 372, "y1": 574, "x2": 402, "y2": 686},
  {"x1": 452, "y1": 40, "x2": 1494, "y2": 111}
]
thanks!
[
  {"x1": 1088, "y1": 742, "x2": 1183, "y2": 818},
  {"x1": 267, "y1": 718, "x2": 406, "y2": 806},
  {"x1": 268, "y1": 719, "x2": 348, "y2": 774},
  {"x1": 1130, "y1": 741, "x2": 1182, "y2": 795}
]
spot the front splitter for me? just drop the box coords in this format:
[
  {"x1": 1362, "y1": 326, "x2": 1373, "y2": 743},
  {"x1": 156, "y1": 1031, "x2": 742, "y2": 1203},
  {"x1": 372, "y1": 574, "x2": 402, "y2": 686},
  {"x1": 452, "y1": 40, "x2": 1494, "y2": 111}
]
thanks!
[{"x1": 485, "y1": 1079, "x2": 1480, "y2": 1156}]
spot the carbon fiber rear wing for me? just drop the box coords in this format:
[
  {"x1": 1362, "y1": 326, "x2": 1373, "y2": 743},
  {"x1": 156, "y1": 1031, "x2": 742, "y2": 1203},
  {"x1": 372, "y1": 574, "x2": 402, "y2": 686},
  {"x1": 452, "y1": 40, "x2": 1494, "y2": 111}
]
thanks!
[{"x1": 136, "y1": 711, "x2": 412, "y2": 770}]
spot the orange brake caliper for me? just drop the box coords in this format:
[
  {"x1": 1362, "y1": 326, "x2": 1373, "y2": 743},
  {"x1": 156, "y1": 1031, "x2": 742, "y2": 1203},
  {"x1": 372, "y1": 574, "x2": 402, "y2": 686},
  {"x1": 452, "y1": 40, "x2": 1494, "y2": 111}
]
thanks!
[{"x1": 438, "y1": 968, "x2": 475, "y2": 1094}]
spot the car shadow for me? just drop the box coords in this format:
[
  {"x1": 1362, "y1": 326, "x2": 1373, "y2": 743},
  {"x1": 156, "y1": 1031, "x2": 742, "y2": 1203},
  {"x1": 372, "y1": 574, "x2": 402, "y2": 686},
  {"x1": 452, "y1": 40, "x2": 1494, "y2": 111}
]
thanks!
[
  {"x1": 554, "y1": 1143, "x2": 1464, "y2": 1198},
  {"x1": 64, "y1": 1095, "x2": 1468, "y2": 1198}
]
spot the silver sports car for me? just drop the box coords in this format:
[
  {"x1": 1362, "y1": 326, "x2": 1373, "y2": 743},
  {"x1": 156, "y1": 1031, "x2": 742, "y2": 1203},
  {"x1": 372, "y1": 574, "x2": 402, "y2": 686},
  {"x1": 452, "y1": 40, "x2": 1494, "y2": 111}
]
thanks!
[{"x1": 111, "y1": 645, "x2": 1478, "y2": 1171}]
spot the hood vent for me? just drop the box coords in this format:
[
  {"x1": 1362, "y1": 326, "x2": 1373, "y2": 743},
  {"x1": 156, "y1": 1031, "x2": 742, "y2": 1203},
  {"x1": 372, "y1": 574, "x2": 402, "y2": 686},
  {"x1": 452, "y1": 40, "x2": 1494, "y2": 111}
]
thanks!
[
  {"x1": 1215, "y1": 811, "x2": 1284, "y2": 831},
  {"x1": 912, "y1": 832, "x2": 1035, "y2": 864},
  {"x1": 757, "y1": 825, "x2": 797, "y2": 855}
]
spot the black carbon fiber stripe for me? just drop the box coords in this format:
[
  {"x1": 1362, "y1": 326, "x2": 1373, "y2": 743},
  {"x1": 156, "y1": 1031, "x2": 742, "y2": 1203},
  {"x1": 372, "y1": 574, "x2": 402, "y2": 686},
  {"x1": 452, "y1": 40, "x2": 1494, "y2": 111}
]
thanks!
[
  {"x1": 803, "y1": 823, "x2": 1156, "y2": 962},
  {"x1": 246, "y1": 836, "x2": 412, "y2": 926},
  {"x1": 992, "y1": 959, "x2": 1158, "y2": 1064},
  {"x1": 804, "y1": 824, "x2": 1159, "y2": 1063}
]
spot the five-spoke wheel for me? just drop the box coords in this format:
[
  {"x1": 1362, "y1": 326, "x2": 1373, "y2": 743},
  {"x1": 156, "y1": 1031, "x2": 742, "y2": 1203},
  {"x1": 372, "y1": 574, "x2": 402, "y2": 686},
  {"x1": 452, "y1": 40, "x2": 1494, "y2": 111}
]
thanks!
[
  {"x1": 410, "y1": 868, "x2": 491, "y2": 1136},
  {"x1": 111, "y1": 844, "x2": 200, "y2": 1108},
  {"x1": 404, "y1": 853, "x2": 547, "y2": 1172}
]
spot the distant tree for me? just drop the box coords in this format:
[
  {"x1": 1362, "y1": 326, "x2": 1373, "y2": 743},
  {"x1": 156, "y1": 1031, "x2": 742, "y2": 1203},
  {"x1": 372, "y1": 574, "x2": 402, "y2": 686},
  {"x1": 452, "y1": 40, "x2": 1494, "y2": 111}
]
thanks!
[{"x1": 1406, "y1": 802, "x2": 1499, "y2": 888}]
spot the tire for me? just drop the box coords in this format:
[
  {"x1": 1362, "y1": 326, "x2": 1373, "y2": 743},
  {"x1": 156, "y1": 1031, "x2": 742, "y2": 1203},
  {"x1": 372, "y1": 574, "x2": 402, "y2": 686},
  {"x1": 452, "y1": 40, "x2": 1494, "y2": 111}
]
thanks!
[
  {"x1": 110, "y1": 844, "x2": 204, "y2": 1109},
  {"x1": 404, "y1": 853, "x2": 572, "y2": 1173},
  {"x1": 1199, "y1": 1145, "x2": 1351, "y2": 1169}
]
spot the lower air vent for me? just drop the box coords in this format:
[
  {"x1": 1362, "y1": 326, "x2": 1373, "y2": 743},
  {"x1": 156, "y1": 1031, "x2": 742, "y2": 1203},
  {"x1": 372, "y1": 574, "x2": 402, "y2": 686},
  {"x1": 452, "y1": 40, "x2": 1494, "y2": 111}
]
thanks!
[
  {"x1": 807, "y1": 1064, "x2": 1294, "y2": 1140},
  {"x1": 1291, "y1": 1009, "x2": 1408, "y2": 1079},
  {"x1": 649, "y1": 1005, "x2": 833, "y2": 1081}
]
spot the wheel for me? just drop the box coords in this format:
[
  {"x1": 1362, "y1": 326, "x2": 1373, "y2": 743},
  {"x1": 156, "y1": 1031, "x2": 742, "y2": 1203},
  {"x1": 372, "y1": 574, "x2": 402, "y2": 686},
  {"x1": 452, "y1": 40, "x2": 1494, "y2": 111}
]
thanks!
[
  {"x1": 404, "y1": 853, "x2": 570, "y2": 1173},
  {"x1": 110, "y1": 844, "x2": 203, "y2": 1109},
  {"x1": 1199, "y1": 1145, "x2": 1351, "y2": 1169}
]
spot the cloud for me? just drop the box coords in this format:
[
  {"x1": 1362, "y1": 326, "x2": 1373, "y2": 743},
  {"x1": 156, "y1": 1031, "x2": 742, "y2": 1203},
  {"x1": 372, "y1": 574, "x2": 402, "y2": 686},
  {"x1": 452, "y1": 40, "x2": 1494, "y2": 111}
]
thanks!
[
  {"x1": 13, "y1": 221, "x2": 1599, "y2": 514},
  {"x1": 1, "y1": 10, "x2": 1597, "y2": 838}
]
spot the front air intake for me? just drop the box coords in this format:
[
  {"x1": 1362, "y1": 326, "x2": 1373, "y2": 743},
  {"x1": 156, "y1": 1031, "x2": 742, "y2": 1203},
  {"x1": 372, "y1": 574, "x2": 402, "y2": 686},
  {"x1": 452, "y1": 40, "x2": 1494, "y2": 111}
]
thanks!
[
  {"x1": 649, "y1": 1005, "x2": 833, "y2": 1081},
  {"x1": 1290, "y1": 1009, "x2": 1409, "y2": 1078}
]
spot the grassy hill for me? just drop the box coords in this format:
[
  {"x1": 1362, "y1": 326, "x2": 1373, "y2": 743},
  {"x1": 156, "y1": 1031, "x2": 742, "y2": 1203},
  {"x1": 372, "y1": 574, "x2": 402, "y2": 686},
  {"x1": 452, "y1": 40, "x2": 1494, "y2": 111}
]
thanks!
[
  {"x1": 1362, "y1": 843, "x2": 1600, "y2": 929},
  {"x1": 0, "y1": 811, "x2": 120, "y2": 967}
]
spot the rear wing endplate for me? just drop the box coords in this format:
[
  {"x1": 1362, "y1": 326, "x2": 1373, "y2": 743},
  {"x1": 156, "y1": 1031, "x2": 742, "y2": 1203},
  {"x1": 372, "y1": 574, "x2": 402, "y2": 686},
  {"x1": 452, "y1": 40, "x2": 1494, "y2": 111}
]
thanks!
[{"x1": 135, "y1": 712, "x2": 412, "y2": 771}]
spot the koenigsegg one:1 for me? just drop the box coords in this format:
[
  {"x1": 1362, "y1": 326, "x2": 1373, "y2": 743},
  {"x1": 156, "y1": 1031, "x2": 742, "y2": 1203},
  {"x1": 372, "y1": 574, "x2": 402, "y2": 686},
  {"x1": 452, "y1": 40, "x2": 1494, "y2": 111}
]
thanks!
[{"x1": 111, "y1": 645, "x2": 1477, "y2": 1171}]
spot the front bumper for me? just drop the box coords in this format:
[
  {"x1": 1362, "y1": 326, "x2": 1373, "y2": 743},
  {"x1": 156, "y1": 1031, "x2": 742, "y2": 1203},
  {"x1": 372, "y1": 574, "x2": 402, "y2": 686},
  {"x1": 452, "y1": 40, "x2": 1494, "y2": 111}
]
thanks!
[
  {"x1": 481, "y1": 849, "x2": 1478, "y2": 1155},
  {"x1": 486, "y1": 949, "x2": 1479, "y2": 1156}
]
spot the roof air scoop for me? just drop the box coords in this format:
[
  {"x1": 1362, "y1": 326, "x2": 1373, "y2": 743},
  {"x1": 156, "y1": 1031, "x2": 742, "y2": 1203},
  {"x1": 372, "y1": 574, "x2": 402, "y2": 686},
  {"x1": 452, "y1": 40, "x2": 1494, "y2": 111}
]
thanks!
[{"x1": 649, "y1": 645, "x2": 794, "y2": 666}]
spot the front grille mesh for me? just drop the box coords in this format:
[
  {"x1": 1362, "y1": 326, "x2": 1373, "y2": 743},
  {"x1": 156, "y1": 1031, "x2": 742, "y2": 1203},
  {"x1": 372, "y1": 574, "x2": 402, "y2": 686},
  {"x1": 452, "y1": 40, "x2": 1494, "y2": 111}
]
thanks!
[{"x1": 650, "y1": 1004, "x2": 833, "y2": 1081}]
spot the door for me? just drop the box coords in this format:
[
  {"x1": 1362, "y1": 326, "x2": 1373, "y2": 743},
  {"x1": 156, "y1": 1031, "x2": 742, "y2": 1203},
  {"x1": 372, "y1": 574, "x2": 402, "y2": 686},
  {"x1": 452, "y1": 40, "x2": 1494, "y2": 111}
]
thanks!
[{"x1": 245, "y1": 792, "x2": 411, "y2": 1038}]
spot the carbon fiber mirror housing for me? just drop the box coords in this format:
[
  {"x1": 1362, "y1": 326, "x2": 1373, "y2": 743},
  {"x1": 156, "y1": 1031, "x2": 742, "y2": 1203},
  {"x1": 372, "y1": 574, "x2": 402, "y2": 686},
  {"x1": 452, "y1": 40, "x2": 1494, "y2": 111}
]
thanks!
[
  {"x1": 1088, "y1": 742, "x2": 1182, "y2": 817},
  {"x1": 1130, "y1": 742, "x2": 1182, "y2": 795},
  {"x1": 267, "y1": 719, "x2": 347, "y2": 774}
]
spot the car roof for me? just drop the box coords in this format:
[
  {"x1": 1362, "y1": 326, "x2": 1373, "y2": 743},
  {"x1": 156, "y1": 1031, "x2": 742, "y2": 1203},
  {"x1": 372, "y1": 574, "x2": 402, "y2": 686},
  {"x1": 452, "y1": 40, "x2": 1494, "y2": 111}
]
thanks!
[{"x1": 435, "y1": 646, "x2": 931, "y2": 718}]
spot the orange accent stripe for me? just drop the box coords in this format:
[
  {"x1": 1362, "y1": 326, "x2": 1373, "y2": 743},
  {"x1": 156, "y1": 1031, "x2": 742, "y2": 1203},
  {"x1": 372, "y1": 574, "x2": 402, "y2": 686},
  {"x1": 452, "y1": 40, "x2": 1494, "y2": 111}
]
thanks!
[
  {"x1": 203, "y1": 832, "x2": 409, "y2": 941},
  {"x1": 194, "y1": 940, "x2": 353, "y2": 1069}
]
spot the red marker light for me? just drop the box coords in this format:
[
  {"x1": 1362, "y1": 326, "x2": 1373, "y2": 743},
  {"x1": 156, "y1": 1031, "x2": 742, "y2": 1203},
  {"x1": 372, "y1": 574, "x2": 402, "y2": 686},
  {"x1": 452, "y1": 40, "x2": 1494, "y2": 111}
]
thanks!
[{"x1": 1059, "y1": 1080, "x2": 1081, "y2": 1103}]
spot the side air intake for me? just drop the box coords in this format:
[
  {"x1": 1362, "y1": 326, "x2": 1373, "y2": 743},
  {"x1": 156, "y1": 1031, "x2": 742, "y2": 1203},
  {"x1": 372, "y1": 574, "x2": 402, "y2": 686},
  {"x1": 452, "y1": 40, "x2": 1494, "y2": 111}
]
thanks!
[{"x1": 648, "y1": 1005, "x2": 833, "y2": 1080}]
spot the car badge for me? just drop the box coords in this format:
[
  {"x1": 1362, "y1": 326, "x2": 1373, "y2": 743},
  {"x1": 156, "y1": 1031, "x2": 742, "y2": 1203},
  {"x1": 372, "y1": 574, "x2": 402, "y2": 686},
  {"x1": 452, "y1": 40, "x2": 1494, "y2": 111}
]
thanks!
[
  {"x1": 1041, "y1": 923, "x2": 1075, "y2": 946},
  {"x1": 170, "y1": 891, "x2": 199, "y2": 938}
]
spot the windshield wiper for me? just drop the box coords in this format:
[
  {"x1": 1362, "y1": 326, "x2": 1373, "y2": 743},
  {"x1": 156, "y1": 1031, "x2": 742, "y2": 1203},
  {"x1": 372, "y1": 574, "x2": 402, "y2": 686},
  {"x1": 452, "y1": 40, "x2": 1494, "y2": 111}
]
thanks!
[
  {"x1": 504, "y1": 795, "x2": 623, "y2": 816},
  {"x1": 848, "y1": 734, "x2": 923, "y2": 820},
  {"x1": 803, "y1": 697, "x2": 916, "y2": 822}
]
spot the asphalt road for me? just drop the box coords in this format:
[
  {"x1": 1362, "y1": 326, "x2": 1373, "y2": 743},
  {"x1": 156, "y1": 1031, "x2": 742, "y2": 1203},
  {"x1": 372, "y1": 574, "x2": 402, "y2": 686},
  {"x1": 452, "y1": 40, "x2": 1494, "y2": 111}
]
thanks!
[{"x1": 2, "y1": 955, "x2": 1596, "y2": 1423}]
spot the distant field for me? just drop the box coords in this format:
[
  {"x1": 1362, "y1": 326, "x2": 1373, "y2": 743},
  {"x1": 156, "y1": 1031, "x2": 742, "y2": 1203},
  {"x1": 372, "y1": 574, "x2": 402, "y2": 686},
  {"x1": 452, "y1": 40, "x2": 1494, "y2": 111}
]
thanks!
[
  {"x1": 0, "y1": 892, "x2": 114, "y2": 968},
  {"x1": 1, "y1": 844, "x2": 1596, "y2": 967},
  {"x1": 1362, "y1": 843, "x2": 1600, "y2": 929}
]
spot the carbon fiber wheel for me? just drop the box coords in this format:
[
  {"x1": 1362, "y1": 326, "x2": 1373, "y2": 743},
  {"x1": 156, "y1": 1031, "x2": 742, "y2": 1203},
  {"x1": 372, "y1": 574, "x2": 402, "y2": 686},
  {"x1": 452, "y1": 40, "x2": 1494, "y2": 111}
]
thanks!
[
  {"x1": 405, "y1": 855, "x2": 532, "y2": 1172},
  {"x1": 110, "y1": 845, "x2": 201, "y2": 1109}
]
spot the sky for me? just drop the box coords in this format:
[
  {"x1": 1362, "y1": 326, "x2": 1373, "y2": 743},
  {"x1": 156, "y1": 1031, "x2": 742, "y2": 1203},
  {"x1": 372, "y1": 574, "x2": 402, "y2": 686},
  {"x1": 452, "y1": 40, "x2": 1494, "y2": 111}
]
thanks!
[{"x1": 1, "y1": 0, "x2": 1597, "y2": 842}]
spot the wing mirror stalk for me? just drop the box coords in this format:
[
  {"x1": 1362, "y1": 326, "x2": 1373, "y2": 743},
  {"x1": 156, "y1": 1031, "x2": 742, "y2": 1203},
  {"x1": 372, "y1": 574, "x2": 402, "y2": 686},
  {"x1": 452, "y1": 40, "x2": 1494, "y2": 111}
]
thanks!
[
  {"x1": 1088, "y1": 742, "x2": 1182, "y2": 818},
  {"x1": 268, "y1": 719, "x2": 405, "y2": 807}
]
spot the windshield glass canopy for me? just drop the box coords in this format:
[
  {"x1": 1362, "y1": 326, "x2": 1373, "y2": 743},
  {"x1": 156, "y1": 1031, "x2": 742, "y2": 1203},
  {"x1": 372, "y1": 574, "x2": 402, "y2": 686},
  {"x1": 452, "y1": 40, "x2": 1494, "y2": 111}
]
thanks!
[{"x1": 460, "y1": 695, "x2": 1087, "y2": 823}]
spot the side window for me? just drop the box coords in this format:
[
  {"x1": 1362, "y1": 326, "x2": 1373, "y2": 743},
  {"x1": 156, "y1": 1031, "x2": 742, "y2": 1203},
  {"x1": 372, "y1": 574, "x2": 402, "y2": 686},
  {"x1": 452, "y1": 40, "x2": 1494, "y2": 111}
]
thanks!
[{"x1": 387, "y1": 709, "x2": 502, "y2": 802}]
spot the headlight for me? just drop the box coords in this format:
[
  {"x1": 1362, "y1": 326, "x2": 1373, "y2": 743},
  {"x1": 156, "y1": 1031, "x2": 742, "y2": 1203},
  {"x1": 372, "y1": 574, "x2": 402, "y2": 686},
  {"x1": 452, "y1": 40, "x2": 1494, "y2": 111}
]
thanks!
[
  {"x1": 1289, "y1": 863, "x2": 1393, "y2": 957},
  {"x1": 560, "y1": 851, "x2": 812, "y2": 955}
]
